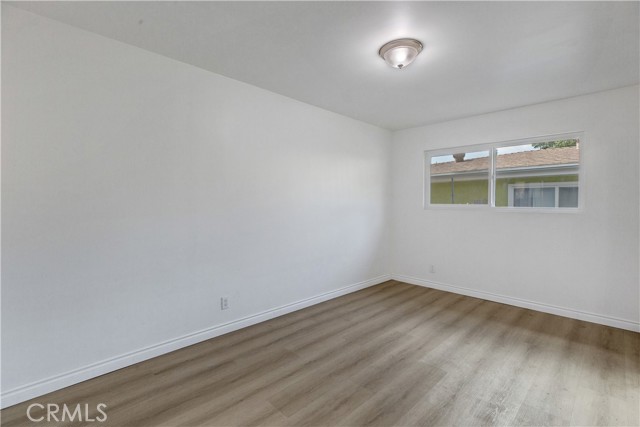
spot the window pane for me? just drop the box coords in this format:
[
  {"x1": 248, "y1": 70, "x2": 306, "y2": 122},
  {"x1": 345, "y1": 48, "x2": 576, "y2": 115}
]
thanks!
[
  {"x1": 430, "y1": 150, "x2": 489, "y2": 205},
  {"x1": 559, "y1": 186, "x2": 579, "y2": 207},
  {"x1": 495, "y1": 139, "x2": 579, "y2": 208},
  {"x1": 513, "y1": 187, "x2": 555, "y2": 207}
]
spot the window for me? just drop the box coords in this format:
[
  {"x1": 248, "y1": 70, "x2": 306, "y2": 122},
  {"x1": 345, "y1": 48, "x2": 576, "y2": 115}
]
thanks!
[
  {"x1": 430, "y1": 150, "x2": 490, "y2": 205},
  {"x1": 508, "y1": 182, "x2": 578, "y2": 208},
  {"x1": 426, "y1": 134, "x2": 582, "y2": 210}
]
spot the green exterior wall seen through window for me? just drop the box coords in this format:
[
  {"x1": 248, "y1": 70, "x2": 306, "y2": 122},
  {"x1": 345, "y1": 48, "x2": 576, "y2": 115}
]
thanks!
[{"x1": 431, "y1": 174, "x2": 579, "y2": 206}]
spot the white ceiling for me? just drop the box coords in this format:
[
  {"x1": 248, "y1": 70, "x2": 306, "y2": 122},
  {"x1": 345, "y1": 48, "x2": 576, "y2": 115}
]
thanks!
[{"x1": 9, "y1": 1, "x2": 640, "y2": 130}]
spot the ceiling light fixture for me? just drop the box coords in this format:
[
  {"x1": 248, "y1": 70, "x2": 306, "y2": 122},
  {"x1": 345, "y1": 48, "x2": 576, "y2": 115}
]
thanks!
[{"x1": 378, "y1": 38, "x2": 423, "y2": 69}]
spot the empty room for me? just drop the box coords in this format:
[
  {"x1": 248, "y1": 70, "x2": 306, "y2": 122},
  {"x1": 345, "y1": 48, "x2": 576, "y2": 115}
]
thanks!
[{"x1": 1, "y1": 1, "x2": 639, "y2": 426}]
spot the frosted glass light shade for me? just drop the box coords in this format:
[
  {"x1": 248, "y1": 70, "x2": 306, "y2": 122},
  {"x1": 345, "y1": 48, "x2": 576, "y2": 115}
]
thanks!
[{"x1": 379, "y1": 38, "x2": 423, "y2": 69}]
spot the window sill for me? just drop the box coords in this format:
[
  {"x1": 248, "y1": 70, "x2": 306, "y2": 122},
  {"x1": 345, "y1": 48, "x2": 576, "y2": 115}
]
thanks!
[{"x1": 424, "y1": 204, "x2": 583, "y2": 214}]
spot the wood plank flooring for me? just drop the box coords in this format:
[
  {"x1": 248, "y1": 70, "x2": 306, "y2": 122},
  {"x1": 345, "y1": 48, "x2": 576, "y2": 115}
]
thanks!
[{"x1": 2, "y1": 281, "x2": 639, "y2": 426}]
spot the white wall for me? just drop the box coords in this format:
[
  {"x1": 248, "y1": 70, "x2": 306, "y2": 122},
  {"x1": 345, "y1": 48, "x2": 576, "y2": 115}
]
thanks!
[
  {"x1": 390, "y1": 85, "x2": 640, "y2": 331},
  {"x1": 1, "y1": 6, "x2": 391, "y2": 405}
]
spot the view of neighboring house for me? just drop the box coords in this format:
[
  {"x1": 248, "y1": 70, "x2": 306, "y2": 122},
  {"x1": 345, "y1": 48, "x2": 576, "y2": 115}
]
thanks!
[{"x1": 430, "y1": 145, "x2": 580, "y2": 207}]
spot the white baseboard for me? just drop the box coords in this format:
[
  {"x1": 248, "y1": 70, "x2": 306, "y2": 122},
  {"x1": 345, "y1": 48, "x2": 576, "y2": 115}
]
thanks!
[
  {"x1": 393, "y1": 274, "x2": 640, "y2": 333},
  {"x1": 1, "y1": 274, "x2": 390, "y2": 409}
]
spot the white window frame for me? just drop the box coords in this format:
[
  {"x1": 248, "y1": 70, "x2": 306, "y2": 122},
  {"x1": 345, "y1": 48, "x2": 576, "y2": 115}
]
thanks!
[{"x1": 424, "y1": 132, "x2": 584, "y2": 213}]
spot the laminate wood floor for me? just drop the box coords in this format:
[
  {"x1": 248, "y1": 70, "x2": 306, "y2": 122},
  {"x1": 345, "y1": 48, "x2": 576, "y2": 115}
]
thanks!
[{"x1": 2, "y1": 281, "x2": 639, "y2": 426}]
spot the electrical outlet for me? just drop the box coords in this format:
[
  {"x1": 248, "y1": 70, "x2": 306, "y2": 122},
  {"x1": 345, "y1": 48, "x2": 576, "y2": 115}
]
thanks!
[
  {"x1": 429, "y1": 265, "x2": 436, "y2": 274},
  {"x1": 220, "y1": 296, "x2": 229, "y2": 310}
]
